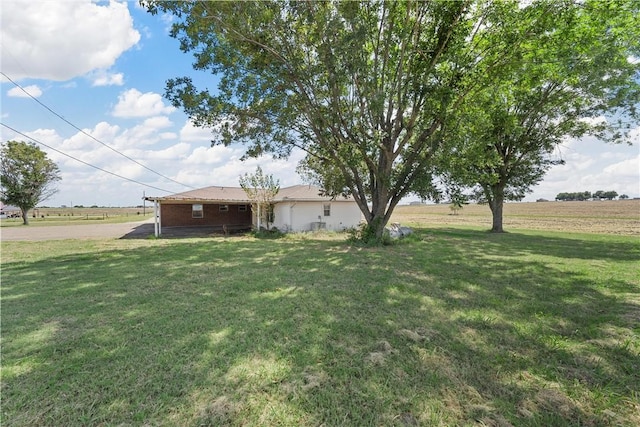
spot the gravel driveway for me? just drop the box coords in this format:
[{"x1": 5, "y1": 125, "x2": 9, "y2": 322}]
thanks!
[{"x1": 0, "y1": 219, "x2": 155, "y2": 241}]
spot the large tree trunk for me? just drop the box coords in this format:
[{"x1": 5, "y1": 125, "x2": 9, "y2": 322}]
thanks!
[
  {"x1": 370, "y1": 211, "x2": 388, "y2": 240},
  {"x1": 368, "y1": 167, "x2": 393, "y2": 241},
  {"x1": 20, "y1": 207, "x2": 29, "y2": 225},
  {"x1": 355, "y1": 180, "x2": 393, "y2": 243},
  {"x1": 487, "y1": 185, "x2": 505, "y2": 233}
]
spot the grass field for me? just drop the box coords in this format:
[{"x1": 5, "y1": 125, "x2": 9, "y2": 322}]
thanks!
[
  {"x1": 0, "y1": 207, "x2": 153, "y2": 227},
  {"x1": 1, "y1": 202, "x2": 639, "y2": 426},
  {"x1": 391, "y1": 199, "x2": 640, "y2": 235}
]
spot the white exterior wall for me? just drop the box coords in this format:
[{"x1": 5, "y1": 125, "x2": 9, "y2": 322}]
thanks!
[{"x1": 273, "y1": 201, "x2": 362, "y2": 232}]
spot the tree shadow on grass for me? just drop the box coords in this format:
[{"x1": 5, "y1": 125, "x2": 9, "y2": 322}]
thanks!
[
  {"x1": 414, "y1": 226, "x2": 640, "y2": 262},
  {"x1": 389, "y1": 227, "x2": 639, "y2": 424},
  {"x1": 1, "y1": 231, "x2": 638, "y2": 425}
]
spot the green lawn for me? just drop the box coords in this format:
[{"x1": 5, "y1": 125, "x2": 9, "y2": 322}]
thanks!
[{"x1": 1, "y1": 229, "x2": 638, "y2": 426}]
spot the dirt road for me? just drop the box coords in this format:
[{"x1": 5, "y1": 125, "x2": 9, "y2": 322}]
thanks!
[{"x1": 0, "y1": 219, "x2": 155, "y2": 241}]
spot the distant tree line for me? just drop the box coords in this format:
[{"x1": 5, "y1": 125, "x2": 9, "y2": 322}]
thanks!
[{"x1": 555, "y1": 191, "x2": 627, "y2": 201}]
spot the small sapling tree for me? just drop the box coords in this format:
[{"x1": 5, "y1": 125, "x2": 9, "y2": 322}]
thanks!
[{"x1": 239, "y1": 166, "x2": 280, "y2": 230}]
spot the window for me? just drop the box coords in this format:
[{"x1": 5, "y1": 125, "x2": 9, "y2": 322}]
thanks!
[
  {"x1": 219, "y1": 204, "x2": 229, "y2": 212},
  {"x1": 192, "y1": 204, "x2": 203, "y2": 218},
  {"x1": 238, "y1": 204, "x2": 247, "y2": 212},
  {"x1": 267, "y1": 205, "x2": 275, "y2": 223},
  {"x1": 323, "y1": 203, "x2": 331, "y2": 217}
]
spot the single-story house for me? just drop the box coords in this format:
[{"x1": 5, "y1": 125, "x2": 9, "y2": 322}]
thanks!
[{"x1": 144, "y1": 184, "x2": 362, "y2": 237}]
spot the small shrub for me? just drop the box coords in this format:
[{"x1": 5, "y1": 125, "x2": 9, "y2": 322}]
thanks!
[
  {"x1": 252, "y1": 227, "x2": 284, "y2": 239},
  {"x1": 347, "y1": 221, "x2": 393, "y2": 246}
]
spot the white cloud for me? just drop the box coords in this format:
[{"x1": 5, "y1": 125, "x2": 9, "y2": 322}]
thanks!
[
  {"x1": 112, "y1": 117, "x2": 176, "y2": 148},
  {"x1": 160, "y1": 13, "x2": 176, "y2": 32},
  {"x1": 91, "y1": 70, "x2": 125, "y2": 87},
  {"x1": 133, "y1": 1, "x2": 147, "y2": 11},
  {"x1": 142, "y1": 116, "x2": 173, "y2": 129},
  {"x1": 579, "y1": 115, "x2": 607, "y2": 126},
  {"x1": 159, "y1": 132, "x2": 178, "y2": 140},
  {"x1": 26, "y1": 128, "x2": 63, "y2": 146},
  {"x1": 530, "y1": 142, "x2": 640, "y2": 200},
  {"x1": 175, "y1": 148, "x2": 305, "y2": 190},
  {"x1": 111, "y1": 162, "x2": 145, "y2": 180},
  {"x1": 140, "y1": 26, "x2": 153, "y2": 40},
  {"x1": 602, "y1": 156, "x2": 640, "y2": 177},
  {"x1": 7, "y1": 84, "x2": 43, "y2": 98},
  {"x1": 183, "y1": 145, "x2": 241, "y2": 166},
  {"x1": 0, "y1": 1, "x2": 140, "y2": 82},
  {"x1": 112, "y1": 89, "x2": 176, "y2": 118},
  {"x1": 143, "y1": 143, "x2": 191, "y2": 160},
  {"x1": 179, "y1": 120, "x2": 216, "y2": 142}
]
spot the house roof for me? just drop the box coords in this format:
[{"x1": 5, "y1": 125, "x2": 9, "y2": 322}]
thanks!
[
  {"x1": 275, "y1": 185, "x2": 351, "y2": 202},
  {"x1": 154, "y1": 186, "x2": 249, "y2": 202},
  {"x1": 147, "y1": 185, "x2": 355, "y2": 203}
]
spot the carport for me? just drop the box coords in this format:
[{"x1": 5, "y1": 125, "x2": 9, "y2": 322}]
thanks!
[{"x1": 144, "y1": 186, "x2": 253, "y2": 238}]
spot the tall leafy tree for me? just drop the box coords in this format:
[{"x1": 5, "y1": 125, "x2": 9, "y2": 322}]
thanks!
[
  {"x1": 440, "y1": 0, "x2": 640, "y2": 232},
  {"x1": 1, "y1": 140, "x2": 61, "y2": 225},
  {"x1": 143, "y1": 0, "x2": 531, "y2": 241},
  {"x1": 239, "y1": 166, "x2": 280, "y2": 230}
]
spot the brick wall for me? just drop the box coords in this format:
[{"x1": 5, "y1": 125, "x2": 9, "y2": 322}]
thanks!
[{"x1": 161, "y1": 203, "x2": 252, "y2": 228}]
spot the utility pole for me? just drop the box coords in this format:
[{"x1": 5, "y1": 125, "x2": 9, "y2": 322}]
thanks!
[{"x1": 143, "y1": 191, "x2": 146, "y2": 215}]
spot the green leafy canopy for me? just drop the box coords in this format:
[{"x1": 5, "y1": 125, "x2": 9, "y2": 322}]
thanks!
[
  {"x1": 1, "y1": 140, "x2": 61, "y2": 224},
  {"x1": 143, "y1": 0, "x2": 639, "y2": 239},
  {"x1": 438, "y1": 0, "x2": 639, "y2": 232}
]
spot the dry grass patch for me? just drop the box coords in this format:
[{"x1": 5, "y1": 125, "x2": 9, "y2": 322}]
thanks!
[{"x1": 392, "y1": 199, "x2": 640, "y2": 235}]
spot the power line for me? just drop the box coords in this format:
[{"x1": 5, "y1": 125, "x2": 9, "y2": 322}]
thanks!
[
  {"x1": 1, "y1": 122, "x2": 175, "y2": 194},
  {"x1": 0, "y1": 71, "x2": 196, "y2": 190}
]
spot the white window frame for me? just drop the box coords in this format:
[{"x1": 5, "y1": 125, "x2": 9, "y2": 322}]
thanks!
[
  {"x1": 323, "y1": 203, "x2": 331, "y2": 217},
  {"x1": 219, "y1": 204, "x2": 229, "y2": 212},
  {"x1": 192, "y1": 204, "x2": 203, "y2": 218}
]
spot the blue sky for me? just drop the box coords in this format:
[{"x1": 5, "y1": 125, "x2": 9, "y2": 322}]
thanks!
[{"x1": 1, "y1": 1, "x2": 638, "y2": 207}]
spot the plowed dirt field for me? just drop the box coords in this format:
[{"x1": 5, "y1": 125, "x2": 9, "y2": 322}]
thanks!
[{"x1": 390, "y1": 199, "x2": 640, "y2": 235}]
